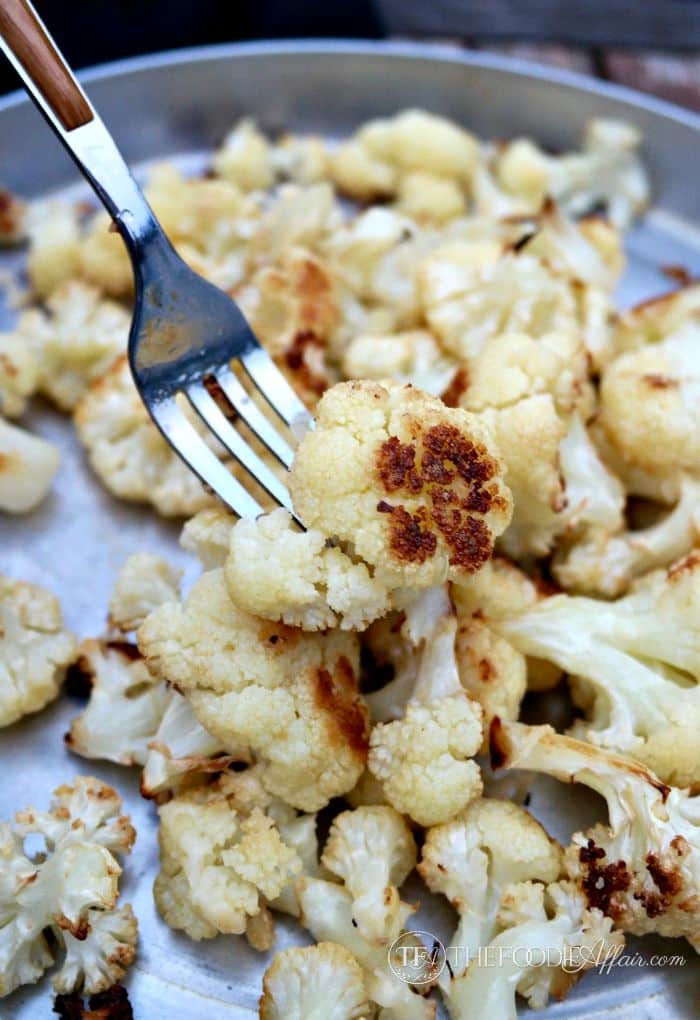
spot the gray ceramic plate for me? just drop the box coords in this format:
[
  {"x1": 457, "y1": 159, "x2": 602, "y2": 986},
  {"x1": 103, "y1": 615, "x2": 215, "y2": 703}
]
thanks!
[{"x1": 0, "y1": 41, "x2": 699, "y2": 1020}]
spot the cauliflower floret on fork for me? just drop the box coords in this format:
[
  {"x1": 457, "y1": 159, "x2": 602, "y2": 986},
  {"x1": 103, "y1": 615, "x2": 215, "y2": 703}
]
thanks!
[
  {"x1": 0, "y1": 416, "x2": 60, "y2": 513},
  {"x1": 289, "y1": 380, "x2": 512, "y2": 591},
  {"x1": 138, "y1": 567, "x2": 369, "y2": 811},
  {"x1": 491, "y1": 720, "x2": 700, "y2": 950},
  {"x1": 1, "y1": 778, "x2": 137, "y2": 998},
  {"x1": 0, "y1": 574, "x2": 77, "y2": 727}
]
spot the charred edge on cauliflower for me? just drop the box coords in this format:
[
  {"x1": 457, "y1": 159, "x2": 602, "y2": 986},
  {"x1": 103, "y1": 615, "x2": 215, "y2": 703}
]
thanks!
[
  {"x1": 313, "y1": 655, "x2": 369, "y2": 755},
  {"x1": 374, "y1": 423, "x2": 505, "y2": 572}
]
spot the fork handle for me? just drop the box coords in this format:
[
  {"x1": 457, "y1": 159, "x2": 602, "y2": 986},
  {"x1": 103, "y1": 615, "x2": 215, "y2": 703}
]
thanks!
[{"x1": 0, "y1": 0, "x2": 169, "y2": 263}]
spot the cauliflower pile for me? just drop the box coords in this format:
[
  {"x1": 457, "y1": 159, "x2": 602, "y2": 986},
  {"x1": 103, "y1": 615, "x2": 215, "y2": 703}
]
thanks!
[
  {"x1": 0, "y1": 778, "x2": 137, "y2": 999},
  {"x1": 7, "y1": 106, "x2": 700, "y2": 1017}
]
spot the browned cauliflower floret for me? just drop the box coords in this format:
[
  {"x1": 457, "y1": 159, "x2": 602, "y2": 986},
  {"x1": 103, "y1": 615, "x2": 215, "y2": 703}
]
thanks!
[
  {"x1": 289, "y1": 380, "x2": 512, "y2": 590},
  {"x1": 138, "y1": 568, "x2": 369, "y2": 810},
  {"x1": 0, "y1": 574, "x2": 77, "y2": 727},
  {"x1": 0, "y1": 332, "x2": 39, "y2": 419},
  {"x1": 74, "y1": 355, "x2": 217, "y2": 517},
  {"x1": 0, "y1": 417, "x2": 60, "y2": 513},
  {"x1": 259, "y1": 942, "x2": 370, "y2": 1020}
]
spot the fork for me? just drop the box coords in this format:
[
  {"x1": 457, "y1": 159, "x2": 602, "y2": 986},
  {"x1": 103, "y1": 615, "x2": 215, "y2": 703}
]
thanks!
[{"x1": 0, "y1": 0, "x2": 312, "y2": 522}]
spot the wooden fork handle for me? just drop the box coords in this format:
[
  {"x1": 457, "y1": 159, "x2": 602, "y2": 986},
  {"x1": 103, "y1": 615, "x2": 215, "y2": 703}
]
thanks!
[{"x1": 0, "y1": 0, "x2": 92, "y2": 130}]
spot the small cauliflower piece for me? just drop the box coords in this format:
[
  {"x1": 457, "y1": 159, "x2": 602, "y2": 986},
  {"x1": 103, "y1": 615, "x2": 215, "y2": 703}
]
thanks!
[
  {"x1": 599, "y1": 299, "x2": 700, "y2": 502},
  {"x1": 74, "y1": 355, "x2": 216, "y2": 516},
  {"x1": 25, "y1": 199, "x2": 81, "y2": 296},
  {"x1": 289, "y1": 380, "x2": 512, "y2": 590},
  {"x1": 492, "y1": 555, "x2": 700, "y2": 788},
  {"x1": 0, "y1": 575, "x2": 77, "y2": 727},
  {"x1": 0, "y1": 332, "x2": 39, "y2": 418},
  {"x1": 1, "y1": 778, "x2": 136, "y2": 997},
  {"x1": 396, "y1": 171, "x2": 467, "y2": 223},
  {"x1": 418, "y1": 799, "x2": 562, "y2": 976},
  {"x1": 259, "y1": 942, "x2": 370, "y2": 1020},
  {"x1": 154, "y1": 776, "x2": 301, "y2": 939},
  {"x1": 492, "y1": 720, "x2": 700, "y2": 950},
  {"x1": 341, "y1": 328, "x2": 459, "y2": 398},
  {"x1": 369, "y1": 693, "x2": 483, "y2": 826},
  {"x1": 226, "y1": 508, "x2": 391, "y2": 631},
  {"x1": 180, "y1": 506, "x2": 235, "y2": 569},
  {"x1": 554, "y1": 475, "x2": 700, "y2": 596},
  {"x1": 108, "y1": 553, "x2": 182, "y2": 633},
  {"x1": 13, "y1": 280, "x2": 130, "y2": 410},
  {"x1": 321, "y1": 806, "x2": 417, "y2": 944},
  {"x1": 446, "y1": 879, "x2": 623, "y2": 1018},
  {"x1": 297, "y1": 876, "x2": 435, "y2": 1020},
  {"x1": 138, "y1": 568, "x2": 369, "y2": 810},
  {"x1": 419, "y1": 240, "x2": 610, "y2": 365},
  {"x1": 213, "y1": 118, "x2": 274, "y2": 191},
  {"x1": 0, "y1": 417, "x2": 60, "y2": 513}
]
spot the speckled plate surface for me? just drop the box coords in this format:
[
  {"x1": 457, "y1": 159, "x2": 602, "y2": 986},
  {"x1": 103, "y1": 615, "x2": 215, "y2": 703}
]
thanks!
[{"x1": 1, "y1": 41, "x2": 699, "y2": 1019}]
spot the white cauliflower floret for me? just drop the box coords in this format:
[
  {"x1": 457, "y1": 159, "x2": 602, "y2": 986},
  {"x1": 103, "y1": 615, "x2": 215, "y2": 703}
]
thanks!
[
  {"x1": 270, "y1": 132, "x2": 328, "y2": 185},
  {"x1": 259, "y1": 942, "x2": 370, "y2": 1020},
  {"x1": 289, "y1": 380, "x2": 512, "y2": 590},
  {"x1": 180, "y1": 506, "x2": 235, "y2": 569},
  {"x1": 25, "y1": 199, "x2": 81, "y2": 296},
  {"x1": 154, "y1": 776, "x2": 301, "y2": 939},
  {"x1": 555, "y1": 475, "x2": 700, "y2": 596},
  {"x1": 369, "y1": 693, "x2": 483, "y2": 826},
  {"x1": 138, "y1": 568, "x2": 369, "y2": 811},
  {"x1": 329, "y1": 108, "x2": 478, "y2": 202},
  {"x1": 396, "y1": 170, "x2": 467, "y2": 223},
  {"x1": 213, "y1": 118, "x2": 274, "y2": 191},
  {"x1": 446, "y1": 878, "x2": 623, "y2": 1018},
  {"x1": 496, "y1": 118, "x2": 650, "y2": 228},
  {"x1": 492, "y1": 554, "x2": 700, "y2": 787},
  {"x1": 74, "y1": 354, "x2": 217, "y2": 516},
  {"x1": 108, "y1": 552, "x2": 182, "y2": 633},
  {"x1": 341, "y1": 328, "x2": 459, "y2": 398},
  {"x1": 0, "y1": 416, "x2": 60, "y2": 513},
  {"x1": 11, "y1": 280, "x2": 129, "y2": 410},
  {"x1": 297, "y1": 876, "x2": 435, "y2": 1020},
  {"x1": 321, "y1": 806, "x2": 417, "y2": 944},
  {"x1": 599, "y1": 297, "x2": 700, "y2": 502},
  {"x1": 419, "y1": 240, "x2": 610, "y2": 365},
  {"x1": 235, "y1": 247, "x2": 339, "y2": 407},
  {"x1": 0, "y1": 332, "x2": 39, "y2": 418},
  {"x1": 226, "y1": 508, "x2": 391, "y2": 631},
  {"x1": 0, "y1": 778, "x2": 136, "y2": 997},
  {"x1": 0, "y1": 575, "x2": 76, "y2": 727},
  {"x1": 252, "y1": 182, "x2": 340, "y2": 263},
  {"x1": 492, "y1": 720, "x2": 700, "y2": 949},
  {"x1": 418, "y1": 799, "x2": 561, "y2": 978}
]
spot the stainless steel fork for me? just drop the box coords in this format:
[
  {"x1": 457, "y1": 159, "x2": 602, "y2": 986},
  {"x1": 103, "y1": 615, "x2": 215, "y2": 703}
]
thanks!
[{"x1": 0, "y1": 0, "x2": 312, "y2": 521}]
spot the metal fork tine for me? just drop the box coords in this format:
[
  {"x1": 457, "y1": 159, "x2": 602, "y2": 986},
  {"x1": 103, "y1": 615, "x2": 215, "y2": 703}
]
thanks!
[
  {"x1": 185, "y1": 381, "x2": 300, "y2": 519},
  {"x1": 150, "y1": 397, "x2": 264, "y2": 519},
  {"x1": 239, "y1": 346, "x2": 315, "y2": 434},
  {"x1": 216, "y1": 366, "x2": 296, "y2": 469}
]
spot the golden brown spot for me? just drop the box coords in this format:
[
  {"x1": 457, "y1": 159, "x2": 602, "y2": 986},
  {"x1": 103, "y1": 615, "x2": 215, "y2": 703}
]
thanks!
[
  {"x1": 0, "y1": 354, "x2": 18, "y2": 379},
  {"x1": 441, "y1": 367, "x2": 469, "y2": 408},
  {"x1": 489, "y1": 716, "x2": 510, "y2": 770},
  {"x1": 282, "y1": 330, "x2": 330, "y2": 399},
  {"x1": 579, "y1": 840, "x2": 631, "y2": 918},
  {"x1": 423, "y1": 424, "x2": 495, "y2": 487},
  {"x1": 668, "y1": 551, "x2": 700, "y2": 581},
  {"x1": 478, "y1": 658, "x2": 494, "y2": 683},
  {"x1": 381, "y1": 503, "x2": 438, "y2": 564},
  {"x1": 643, "y1": 373, "x2": 678, "y2": 390},
  {"x1": 0, "y1": 452, "x2": 15, "y2": 473},
  {"x1": 314, "y1": 656, "x2": 369, "y2": 755},
  {"x1": 661, "y1": 264, "x2": 693, "y2": 287},
  {"x1": 257, "y1": 620, "x2": 301, "y2": 652},
  {"x1": 376, "y1": 437, "x2": 422, "y2": 493},
  {"x1": 0, "y1": 189, "x2": 23, "y2": 240}
]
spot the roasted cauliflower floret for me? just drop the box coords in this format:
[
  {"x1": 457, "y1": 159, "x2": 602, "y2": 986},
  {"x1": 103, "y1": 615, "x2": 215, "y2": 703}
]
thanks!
[
  {"x1": 107, "y1": 552, "x2": 182, "y2": 633},
  {"x1": 321, "y1": 806, "x2": 417, "y2": 944},
  {"x1": 154, "y1": 775, "x2": 301, "y2": 940},
  {"x1": 0, "y1": 778, "x2": 136, "y2": 997},
  {"x1": 259, "y1": 942, "x2": 370, "y2": 1020},
  {"x1": 492, "y1": 720, "x2": 700, "y2": 950},
  {"x1": 25, "y1": 199, "x2": 81, "y2": 297},
  {"x1": 418, "y1": 799, "x2": 562, "y2": 979},
  {"x1": 74, "y1": 355, "x2": 217, "y2": 516},
  {"x1": 226, "y1": 508, "x2": 391, "y2": 631},
  {"x1": 369, "y1": 693, "x2": 483, "y2": 826},
  {"x1": 289, "y1": 380, "x2": 512, "y2": 590},
  {"x1": 492, "y1": 554, "x2": 700, "y2": 787},
  {"x1": 0, "y1": 416, "x2": 60, "y2": 513},
  {"x1": 0, "y1": 575, "x2": 77, "y2": 727},
  {"x1": 11, "y1": 280, "x2": 129, "y2": 410},
  {"x1": 212, "y1": 118, "x2": 274, "y2": 191},
  {"x1": 341, "y1": 328, "x2": 458, "y2": 398},
  {"x1": 419, "y1": 240, "x2": 610, "y2": 365},
  {"x1": 0, "y1": 332, "x2": 39, "y2": 418},
  {"x1": 138, "y1": 568, "x2": 369, "y2": 810},
  {"x1": 329, "y1": 108, "x2": 478, "y2": 202},
  {"x1": 599, "y1": 298, "x2": 700, "y2": 502}
]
